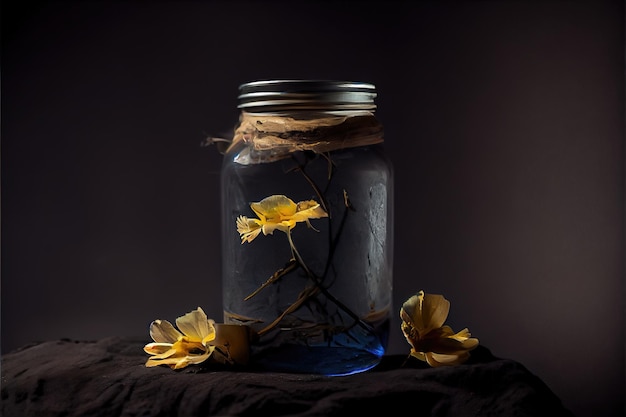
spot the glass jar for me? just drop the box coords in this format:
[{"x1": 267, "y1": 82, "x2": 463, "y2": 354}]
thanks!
[{"x1": 220, "y1": 80, "x2": 393, "y2": 375}]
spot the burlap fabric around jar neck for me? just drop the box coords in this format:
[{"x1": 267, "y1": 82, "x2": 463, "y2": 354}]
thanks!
[{"x1": 227, "y1": 112, "x2": 384, "y2": 165}]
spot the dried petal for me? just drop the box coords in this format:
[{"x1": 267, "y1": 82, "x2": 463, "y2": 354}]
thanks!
[
  {"x1": 149, "y1": 319, "x2": 182, "y2": 344},
  {"x1": 175, "y1": 307, "x2": 212, "y2": 341}
]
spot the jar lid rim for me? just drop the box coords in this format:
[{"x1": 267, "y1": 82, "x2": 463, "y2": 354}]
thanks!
[
  {"x1": 239, "y1": 79, "x2": 375, "y2": 91},
  {"x1": 237, "y1": 80, "x2": 377, "y2": 112}
]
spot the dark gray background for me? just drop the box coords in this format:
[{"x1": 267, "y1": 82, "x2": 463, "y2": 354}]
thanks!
[{"x1": 2, "y1": 1, "x2": 624, "y2": 417}]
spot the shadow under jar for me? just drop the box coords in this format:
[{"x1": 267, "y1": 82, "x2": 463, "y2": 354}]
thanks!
[{"x1": 220, "y1": 80, "x2": 394, "y2": 376}]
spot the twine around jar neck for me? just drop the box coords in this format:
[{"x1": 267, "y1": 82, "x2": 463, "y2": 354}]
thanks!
[{"x1": 227, "y1": 111, "x2": 384, "y2": 164}]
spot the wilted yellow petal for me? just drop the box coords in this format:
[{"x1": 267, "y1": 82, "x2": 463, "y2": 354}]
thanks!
[
  {"x1": 145, "y1": 349, "x2": 213, "y2": 370},
  {"x1": 202, "y1": 332, "x2": 217, "y2": 346},
  {"x1": 145, "y1": 358, "x2": 167, "y2": 368},
  {"x1": 422, "y1": 351, "x2": 470, "y2": 367},
  {"x1": 149, "y1": 319, "x2": 182, "y2": 343},
  {"x1": 449, "y1": 327, "x2": 472, "y2": 339},
  {"x1": 237, "y1": 216, "x2": 263, "y2": 243},
  {"x1": 143, "y1": 342, "x2": 176, "y2": 356},
  {"x1": 401, "y1": 291, "x2": 450, "y2": 333},
  {"x1": 411, "y1": 350, "x2": 427, "y2": 363},
  {"x1": 263, "y1": 222, "x2": 291, "y2": 235},
  {"x1": 146, "y1": 346, "x2": 179, "y2": 360},
  {"x1": 418, "y1": 291, "x2": 450, "y2": 331},
  {"x1": 176, "y1": 307, "x2": 212, "y2": 341},
  {"x1": 250, "y1": 195, "x2": 297, "y2": 222},
  {"x1": 399, "y1": 307, "x2": 413, "y2": 329},
  {"x1": 400, "y1": 320, "x2": 419, "y2": 352},
  {"x1": 291, "y1": 201, "x2": 328, "y2": 223}
]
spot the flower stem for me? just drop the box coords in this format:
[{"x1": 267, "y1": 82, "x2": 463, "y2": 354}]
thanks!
[{"x1": 244, "y1": 259, "x2": 298, "y2": 301}]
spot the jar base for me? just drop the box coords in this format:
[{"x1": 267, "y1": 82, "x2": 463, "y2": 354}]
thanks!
[{"x1": 250, "y1": 345, "x2": 384, "y2": 376}]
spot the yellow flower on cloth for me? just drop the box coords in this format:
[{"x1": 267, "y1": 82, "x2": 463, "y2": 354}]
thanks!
[
  {"x1": 400, "y1": 290, "x2": 479, "y2": 367},
  {"x1": 144, "y1": 307, "x2": 218, "y2": 369},
  {"x1": 236, "y1": 194, "x2": 328, "y2": 243}
]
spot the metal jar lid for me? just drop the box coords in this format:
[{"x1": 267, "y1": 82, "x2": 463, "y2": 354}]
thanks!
[{"x1": 237, "y1": 80, "x2": 377, "y2": 113}]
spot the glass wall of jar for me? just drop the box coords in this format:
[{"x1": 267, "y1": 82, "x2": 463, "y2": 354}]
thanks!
[{"x1": 220, "y1": 80, "x2": 394, "y2": 375}]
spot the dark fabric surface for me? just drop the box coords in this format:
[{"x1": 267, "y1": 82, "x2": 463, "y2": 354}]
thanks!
[{"x1": 1, "y1": 337, "x2": 574, "y2": 417}]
